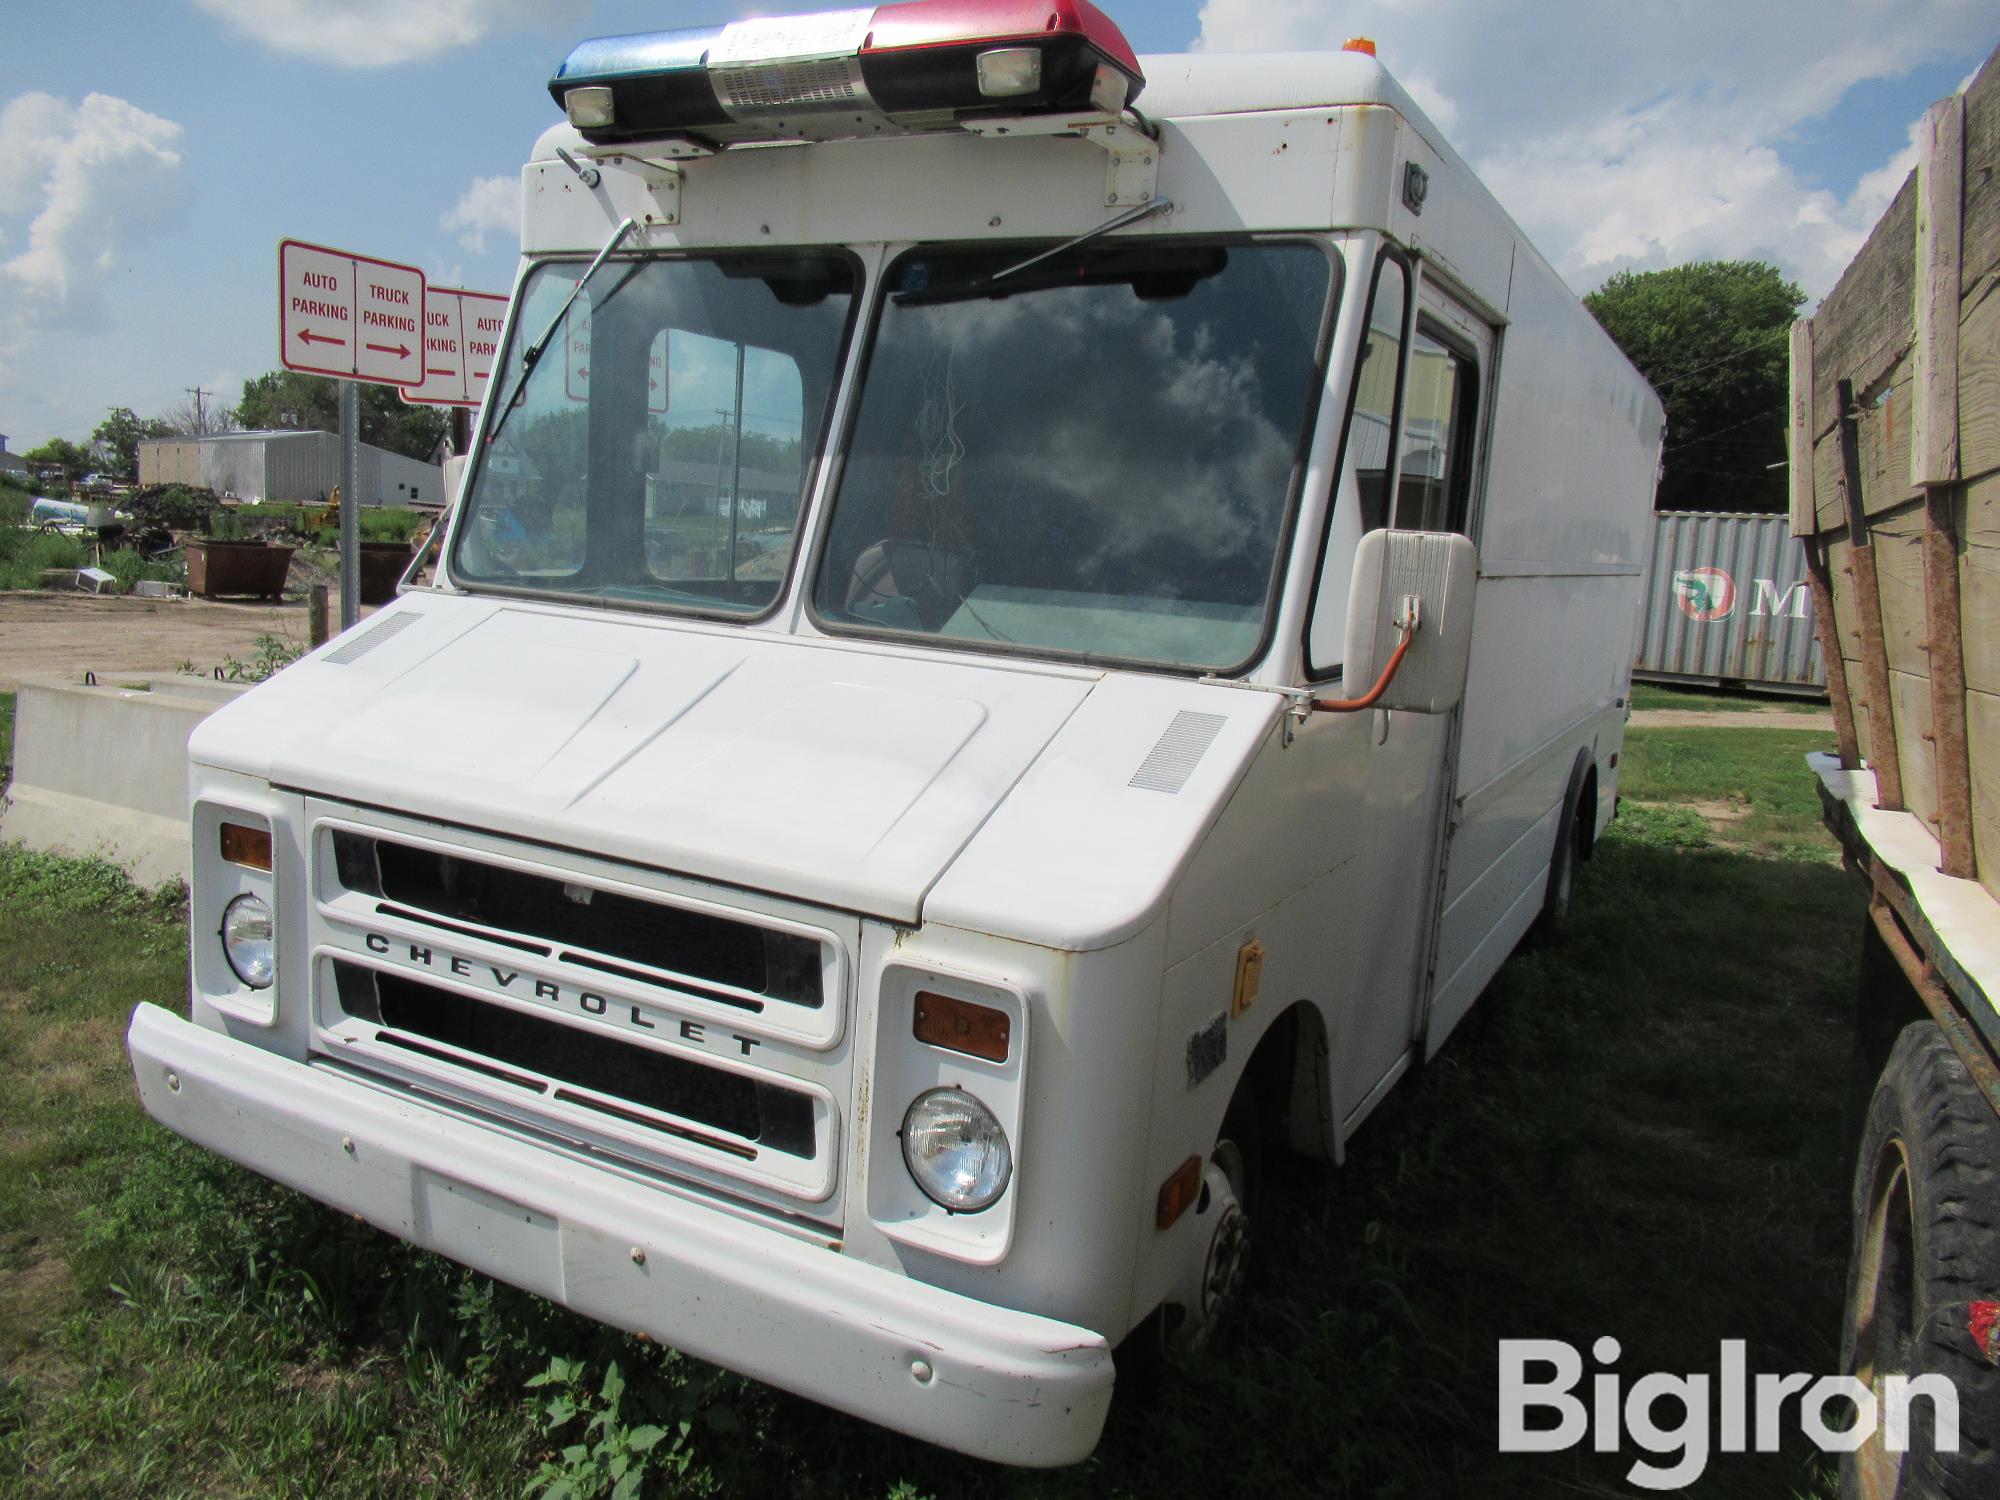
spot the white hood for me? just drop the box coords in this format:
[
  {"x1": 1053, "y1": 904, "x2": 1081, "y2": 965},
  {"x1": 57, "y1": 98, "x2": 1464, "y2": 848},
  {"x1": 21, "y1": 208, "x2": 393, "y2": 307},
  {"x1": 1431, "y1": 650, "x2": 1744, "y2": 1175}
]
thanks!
[{"x1": 191, "y1": 598, "x2": 1095, "y2": 923}]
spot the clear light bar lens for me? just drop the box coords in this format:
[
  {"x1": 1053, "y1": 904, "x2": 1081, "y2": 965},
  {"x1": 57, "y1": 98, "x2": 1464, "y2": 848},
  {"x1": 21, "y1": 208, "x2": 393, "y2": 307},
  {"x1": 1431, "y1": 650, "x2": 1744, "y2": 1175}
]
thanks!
[
  {"x1": 976, "y1": 47, "x2": 1042, "y2": 98},
  {"x1": 566, "y1": 86, "x2": 616, "y2": 128}
]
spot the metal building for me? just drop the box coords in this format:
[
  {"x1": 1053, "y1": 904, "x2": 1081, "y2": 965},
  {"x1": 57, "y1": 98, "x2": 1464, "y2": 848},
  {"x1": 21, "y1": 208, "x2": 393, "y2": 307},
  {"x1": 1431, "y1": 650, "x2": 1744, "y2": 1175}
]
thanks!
[
  {"x1": 1634, "y1": 510, "x2": 1826, "y2": 694},
  {"x1": 137, "y1": 430, "x2": 444, "y2": 508}
]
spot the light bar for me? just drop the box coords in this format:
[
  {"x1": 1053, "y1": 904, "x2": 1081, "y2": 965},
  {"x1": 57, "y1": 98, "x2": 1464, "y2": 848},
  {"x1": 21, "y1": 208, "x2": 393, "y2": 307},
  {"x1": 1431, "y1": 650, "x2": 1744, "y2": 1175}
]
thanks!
[{"x1": 548, "y1": 0, "x2": 1144, "y2": 148}]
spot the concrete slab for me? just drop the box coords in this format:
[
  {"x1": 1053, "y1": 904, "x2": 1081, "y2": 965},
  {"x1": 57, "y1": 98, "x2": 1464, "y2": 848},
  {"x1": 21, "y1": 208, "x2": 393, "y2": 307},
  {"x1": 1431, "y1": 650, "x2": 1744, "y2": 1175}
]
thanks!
[{"x1": 1, "y1": 673, "x2": 250, "y2": 886}]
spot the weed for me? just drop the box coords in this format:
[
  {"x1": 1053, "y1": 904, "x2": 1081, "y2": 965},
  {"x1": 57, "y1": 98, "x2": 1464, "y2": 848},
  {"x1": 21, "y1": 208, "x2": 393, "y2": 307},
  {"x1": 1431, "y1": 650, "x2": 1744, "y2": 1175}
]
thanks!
[
  {"x1": 181, "y1": 632, "x2": 306, "y2": 683},
  {"x1": 525, "y1": 1358, "x2": 706, "y2": 1500}
]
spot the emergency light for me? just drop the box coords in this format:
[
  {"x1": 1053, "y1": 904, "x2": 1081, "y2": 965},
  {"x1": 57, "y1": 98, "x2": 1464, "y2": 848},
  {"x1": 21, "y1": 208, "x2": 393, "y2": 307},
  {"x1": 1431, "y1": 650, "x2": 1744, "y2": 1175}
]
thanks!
[{"x1": 548, "y1": 0, "x2": 1145, "y2": 148}]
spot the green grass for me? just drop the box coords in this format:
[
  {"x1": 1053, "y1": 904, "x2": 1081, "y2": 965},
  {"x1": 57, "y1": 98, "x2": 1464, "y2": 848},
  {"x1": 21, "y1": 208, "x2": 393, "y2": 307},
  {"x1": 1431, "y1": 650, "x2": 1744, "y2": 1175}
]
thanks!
[
  {"x1": 1, "y1": 692, "x2": 14, "y2": 788},
  {"x1": 0, "y1": 727, "x2": 1861, "y2": 1497},
  {"x1": 1630, "y1": 682, "x2": 1826, "y2": 713},
  {"x1": 1620, "y1": 726, "x2": 1839, "y2": 858}
]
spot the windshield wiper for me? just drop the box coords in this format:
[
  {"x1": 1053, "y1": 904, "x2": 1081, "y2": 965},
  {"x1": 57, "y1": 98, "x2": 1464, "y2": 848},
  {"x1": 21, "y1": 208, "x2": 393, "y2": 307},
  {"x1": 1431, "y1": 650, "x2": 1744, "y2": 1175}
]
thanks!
[
  {"x1": 483, "y1": 216, "x2": 638, "y2": 449},
  {"x1": 893, "y1": 198, "x2": 1176, "y2": 307}
]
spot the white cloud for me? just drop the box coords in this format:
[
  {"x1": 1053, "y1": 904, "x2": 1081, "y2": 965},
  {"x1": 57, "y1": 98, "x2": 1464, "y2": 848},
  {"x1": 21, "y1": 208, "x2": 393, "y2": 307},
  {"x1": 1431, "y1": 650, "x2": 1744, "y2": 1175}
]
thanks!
[
  {"x1": 1194, "y1": 0, "x2": 1993, "y2": 298},
  {"x1": 0, "y1": 91, "x2": 185, "y2": 313},
  {"x1": 442, "y1": 174, "x2": 519, "y2": 255},
  {"x1": 191, "y1": 0, "x2": 585, "y2": 68}
]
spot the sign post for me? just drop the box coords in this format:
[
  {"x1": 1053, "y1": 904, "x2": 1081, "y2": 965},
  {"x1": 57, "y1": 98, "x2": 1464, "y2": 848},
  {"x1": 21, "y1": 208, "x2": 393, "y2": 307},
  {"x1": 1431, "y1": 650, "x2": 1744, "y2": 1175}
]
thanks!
[{"x1": 279, "y1": 239, "x2": 427, "y2": 629}]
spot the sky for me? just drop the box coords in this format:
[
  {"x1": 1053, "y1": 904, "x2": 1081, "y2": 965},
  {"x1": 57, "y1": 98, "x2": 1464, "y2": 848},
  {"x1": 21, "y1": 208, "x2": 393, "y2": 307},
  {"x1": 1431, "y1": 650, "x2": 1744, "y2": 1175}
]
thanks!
[{"x1": 0, "y1": 0, "x2": 1992, "y2": 453}]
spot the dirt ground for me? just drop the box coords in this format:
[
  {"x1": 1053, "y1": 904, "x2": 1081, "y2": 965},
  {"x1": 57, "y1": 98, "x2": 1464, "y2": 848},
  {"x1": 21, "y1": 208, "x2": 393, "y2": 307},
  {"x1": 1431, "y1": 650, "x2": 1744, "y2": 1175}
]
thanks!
[
  {"x1": 1627, "y1": 706, "x2": 1835, "y2": 730},
  {"x1": 0, "y1": 593, "x2": 316, "y2": 690}
]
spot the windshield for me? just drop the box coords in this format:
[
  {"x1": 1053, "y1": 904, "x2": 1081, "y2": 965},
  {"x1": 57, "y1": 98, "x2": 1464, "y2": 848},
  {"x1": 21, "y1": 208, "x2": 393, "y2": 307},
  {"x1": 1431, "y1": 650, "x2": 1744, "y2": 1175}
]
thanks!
[
  {"x1": 810, "y1": 241, "x2": 1334, "y2": 670},
  {"x1": 452, "y1": 254, "x2": 856, "y2": 614}
]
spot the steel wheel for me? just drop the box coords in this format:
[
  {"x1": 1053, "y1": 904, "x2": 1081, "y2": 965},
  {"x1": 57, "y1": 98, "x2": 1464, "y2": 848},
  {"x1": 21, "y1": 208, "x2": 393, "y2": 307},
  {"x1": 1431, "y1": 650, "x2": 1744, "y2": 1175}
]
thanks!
[{"x1": 1182, "y1": 1138, "x2": 1252, "y2": 1354}]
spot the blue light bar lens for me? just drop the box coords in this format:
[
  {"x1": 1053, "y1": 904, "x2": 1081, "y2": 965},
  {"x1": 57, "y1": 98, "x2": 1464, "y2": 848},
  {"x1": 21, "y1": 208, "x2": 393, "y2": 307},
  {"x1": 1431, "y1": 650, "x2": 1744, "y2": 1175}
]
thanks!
[
  {"x1": 551, "y1": 27, "x2": 721, "y2": 84},
  {"x1": 548, "y1": 27, "x2": 732, "y2": 142}
]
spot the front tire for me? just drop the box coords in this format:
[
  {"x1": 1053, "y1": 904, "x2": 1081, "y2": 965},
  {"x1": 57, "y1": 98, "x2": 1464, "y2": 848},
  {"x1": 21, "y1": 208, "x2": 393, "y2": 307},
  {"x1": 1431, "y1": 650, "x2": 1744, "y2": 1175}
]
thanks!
[{"x1": 1842, "y1": 1021, "x2": 2000, "y2": 1498}]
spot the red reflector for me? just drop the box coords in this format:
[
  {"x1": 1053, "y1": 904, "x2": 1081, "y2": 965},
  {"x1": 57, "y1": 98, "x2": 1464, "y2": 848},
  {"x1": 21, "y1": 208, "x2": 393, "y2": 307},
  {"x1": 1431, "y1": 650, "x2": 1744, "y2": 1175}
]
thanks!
[
  {"x1": 219, "y1": 822, "x2": 272, "y2": 872},
  {"x1": 1156, "y1": 1154, "x2": 1203, "y2": 1229},
  {"x1": 912, "y1": 990, "x2": 1011, "y2": 1063}
]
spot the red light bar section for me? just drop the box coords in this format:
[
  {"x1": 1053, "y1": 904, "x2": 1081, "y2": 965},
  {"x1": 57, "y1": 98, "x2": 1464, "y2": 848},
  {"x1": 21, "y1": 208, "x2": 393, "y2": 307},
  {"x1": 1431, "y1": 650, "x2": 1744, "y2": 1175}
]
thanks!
[{"x1": 862, "y1": 0, "x2": 1143, "y2": 88}]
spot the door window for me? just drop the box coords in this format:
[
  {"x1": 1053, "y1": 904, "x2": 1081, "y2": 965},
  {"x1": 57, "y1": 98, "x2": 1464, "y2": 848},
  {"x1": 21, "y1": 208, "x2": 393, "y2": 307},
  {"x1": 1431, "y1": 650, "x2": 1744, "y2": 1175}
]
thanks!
[{"x1": 1305, "y1": 252, "x2": 1409, "y2": 675}]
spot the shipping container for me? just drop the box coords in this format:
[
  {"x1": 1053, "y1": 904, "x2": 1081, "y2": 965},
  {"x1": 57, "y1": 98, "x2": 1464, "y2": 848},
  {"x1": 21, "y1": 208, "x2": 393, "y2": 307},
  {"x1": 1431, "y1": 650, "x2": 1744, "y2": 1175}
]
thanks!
[{"x1": 1633, "y1": 509, "x2": 1826, "y2": 694}]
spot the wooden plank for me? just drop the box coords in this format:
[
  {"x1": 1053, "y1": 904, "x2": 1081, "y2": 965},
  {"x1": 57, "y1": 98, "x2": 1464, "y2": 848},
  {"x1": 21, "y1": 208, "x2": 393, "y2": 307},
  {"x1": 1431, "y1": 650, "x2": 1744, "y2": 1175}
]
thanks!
[
  {"x1": 1961, "y1": 472, "x2": 2000, "y2": 697},
  {"x1": 1925, "y1": 484, "x2": 1976, "y2": 876},
  {"x1": 1968, "y1": 688, "x2": 2000, "y2": 904},
  {"x1": 1959, "y1": 45, "x2": 2000, "y2": 299},
  {"x1": 1958, "y1": 273, "x2": 2000, "y2": 484},
  {"x1": 1807, "y1": 538, "x2": 1862, "y2": 766},
  {"x1": 1869, "y1": 513, "x2": 1930, "y2": 678},
  {"x1": 1891, "y1": 668, "x2": 1940, "y2": 843},
  {"x1": 1814, "y1": 430, "x2": 1848, "y2": 535},
  {"x1": 1855, "y1": 370, "x2": 1926, "y2": 519},
  {"x1": 1840, "y1": 376, "x2": 1906, "y2": 809},
  {"x1": 1913, "y1": 94, "x2": 1966, "y2": 488},
  {"x1": 1791, "y1": 318, "x2": 1817, "y2": 535},
  {"x1": 1810, "y1": 174, "x2": 1917, "y2": 439}
]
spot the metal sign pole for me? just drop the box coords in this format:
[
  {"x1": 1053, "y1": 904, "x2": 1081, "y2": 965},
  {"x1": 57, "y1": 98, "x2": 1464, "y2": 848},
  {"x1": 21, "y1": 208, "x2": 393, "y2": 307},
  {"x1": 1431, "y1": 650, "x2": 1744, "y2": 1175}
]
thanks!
[{"x1": 339, "y1": 379, "x2": 360, "y2": 629}]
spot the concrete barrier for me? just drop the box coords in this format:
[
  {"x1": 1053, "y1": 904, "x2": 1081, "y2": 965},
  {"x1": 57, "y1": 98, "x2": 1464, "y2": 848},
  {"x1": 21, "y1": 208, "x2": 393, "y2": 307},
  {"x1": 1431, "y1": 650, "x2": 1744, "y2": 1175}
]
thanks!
[{"x1": 2, "y1": 673, "x2": 249, "y2": 886}]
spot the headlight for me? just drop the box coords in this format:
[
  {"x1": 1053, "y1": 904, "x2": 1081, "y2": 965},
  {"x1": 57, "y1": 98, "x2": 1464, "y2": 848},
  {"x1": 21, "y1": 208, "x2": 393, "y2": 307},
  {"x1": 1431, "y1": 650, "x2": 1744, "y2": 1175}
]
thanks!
[
  {"x1": 901, "y1": 1087, "x2": 1012, "y2": 1213},
  {"x1": 221, "y1": 893, "x2": 276, "y2": 989}
]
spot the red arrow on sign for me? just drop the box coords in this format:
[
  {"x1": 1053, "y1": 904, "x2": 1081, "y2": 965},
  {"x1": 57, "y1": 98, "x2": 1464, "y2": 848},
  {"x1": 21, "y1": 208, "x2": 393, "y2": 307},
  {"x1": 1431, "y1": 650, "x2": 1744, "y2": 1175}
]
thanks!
[
  {"x1": 298, "y1": 329, "x2": 345, "y2": 347},
  {"x1": 365, "y1": 342, "x2": 410, "y2": 358}
]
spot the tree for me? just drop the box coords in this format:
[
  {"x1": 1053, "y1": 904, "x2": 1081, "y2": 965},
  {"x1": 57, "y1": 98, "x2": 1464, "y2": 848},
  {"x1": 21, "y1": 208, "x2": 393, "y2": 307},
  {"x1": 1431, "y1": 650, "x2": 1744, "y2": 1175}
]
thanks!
[
  {"x1": 90, "y1": 406, "x2": 174, "y2": 481},
  {"x1": 1583, "y1": 260, "x2": 1805, "y2": 512},
  {"x1": 23, "y1": 437, "x2": 89, "y2": 481},
  {"x1": 234, "y1": 370, "x2": 447, "y2": 463},
  {"x1": 159, "y1": 390, "x2": 237, "y2": 436}
]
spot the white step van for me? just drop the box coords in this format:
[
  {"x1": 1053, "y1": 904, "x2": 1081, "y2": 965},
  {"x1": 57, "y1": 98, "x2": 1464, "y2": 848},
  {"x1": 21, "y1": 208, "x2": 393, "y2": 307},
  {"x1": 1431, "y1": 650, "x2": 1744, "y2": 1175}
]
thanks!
[{"x1": 127, "y1": 1, "x2": 1662, "y2": 1466}]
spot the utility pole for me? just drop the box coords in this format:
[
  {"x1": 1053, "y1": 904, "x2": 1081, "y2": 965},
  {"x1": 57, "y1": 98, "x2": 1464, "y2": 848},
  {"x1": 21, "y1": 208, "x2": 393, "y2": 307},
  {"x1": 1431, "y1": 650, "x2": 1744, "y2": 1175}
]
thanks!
[{"x1": 185, "y1": 386, "x2": 211, "y2": 435}]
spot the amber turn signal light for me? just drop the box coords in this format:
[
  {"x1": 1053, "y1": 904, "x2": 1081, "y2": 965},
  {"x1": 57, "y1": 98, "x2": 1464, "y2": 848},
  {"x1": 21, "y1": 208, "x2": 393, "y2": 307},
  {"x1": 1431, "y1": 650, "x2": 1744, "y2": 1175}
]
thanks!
[
  {"x1": 219, "y1": 821, "x2": 273, "y2": 871},
  {"x1": 1156, "y1": 1154, "x2": 1204, "y2": 1229},
  {"x1": 912, "y1": 990, "x2": 1010, "y2": 1063}
]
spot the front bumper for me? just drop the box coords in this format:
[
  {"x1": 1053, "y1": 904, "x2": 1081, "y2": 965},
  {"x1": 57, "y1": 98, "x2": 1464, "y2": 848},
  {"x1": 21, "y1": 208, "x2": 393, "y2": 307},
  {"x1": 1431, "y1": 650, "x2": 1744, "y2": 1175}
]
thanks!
[{"x1": 126, "y1": 1003, "x2": 1115, "y2": 1466}]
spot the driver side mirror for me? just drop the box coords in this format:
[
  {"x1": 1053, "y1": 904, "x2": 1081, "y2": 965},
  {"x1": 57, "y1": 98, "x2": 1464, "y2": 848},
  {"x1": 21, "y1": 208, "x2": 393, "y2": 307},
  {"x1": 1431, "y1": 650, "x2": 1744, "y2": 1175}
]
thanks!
[{"x1": 1341, "y1": 529, "x2": 1478, "y2": 714}]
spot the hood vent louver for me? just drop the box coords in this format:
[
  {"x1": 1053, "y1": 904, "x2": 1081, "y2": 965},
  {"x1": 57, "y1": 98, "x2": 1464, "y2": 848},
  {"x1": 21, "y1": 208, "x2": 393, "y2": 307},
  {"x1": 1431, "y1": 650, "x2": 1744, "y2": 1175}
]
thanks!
[
  {"x1": 1129, "y1": 710, "x2": 1227, "y2": 795},
  {"x1": 324, "y1": 610, "x2": 422, "y2": 665}
]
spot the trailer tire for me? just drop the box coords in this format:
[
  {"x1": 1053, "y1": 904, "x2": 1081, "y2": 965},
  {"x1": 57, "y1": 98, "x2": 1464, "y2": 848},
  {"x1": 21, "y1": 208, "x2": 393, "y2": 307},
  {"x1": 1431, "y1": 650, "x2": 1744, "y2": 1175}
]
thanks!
[{"x1": 1842, "y1": 1021, "x2": 2000, "y2": 1500}]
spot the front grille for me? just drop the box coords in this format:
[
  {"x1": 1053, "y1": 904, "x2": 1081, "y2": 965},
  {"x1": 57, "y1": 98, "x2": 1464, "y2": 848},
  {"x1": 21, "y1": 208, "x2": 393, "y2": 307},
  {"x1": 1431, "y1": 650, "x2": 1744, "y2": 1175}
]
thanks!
[
  {"x1": 332, "y1": 831, "x2": 822, "y2": 1009},
  {"x1": 333, "y1": 961, "x2": 815, "y2": 1158}
]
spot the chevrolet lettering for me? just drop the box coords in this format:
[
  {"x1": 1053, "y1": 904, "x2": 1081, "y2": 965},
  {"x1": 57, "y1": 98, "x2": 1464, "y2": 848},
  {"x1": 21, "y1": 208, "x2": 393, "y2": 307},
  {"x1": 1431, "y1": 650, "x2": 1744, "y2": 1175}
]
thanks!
[{"x1": 356, "y1": 931, "x2": 764, "y2": 1055}]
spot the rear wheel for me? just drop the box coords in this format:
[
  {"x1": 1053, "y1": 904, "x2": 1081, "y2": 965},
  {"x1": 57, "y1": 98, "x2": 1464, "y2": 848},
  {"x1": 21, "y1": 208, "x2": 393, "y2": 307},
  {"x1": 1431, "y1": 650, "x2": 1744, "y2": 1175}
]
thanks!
[
  {"x1": 1841, "y1": 1022, "x2": 2000, "y2": 1499},
  {"x1": 1534, "y1": 764, "x2": 1593, "y2": 938}
]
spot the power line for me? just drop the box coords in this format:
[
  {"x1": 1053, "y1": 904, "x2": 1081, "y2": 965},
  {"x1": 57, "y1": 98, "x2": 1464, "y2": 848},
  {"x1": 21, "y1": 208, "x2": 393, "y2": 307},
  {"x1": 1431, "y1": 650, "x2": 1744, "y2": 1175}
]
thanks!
[
  {"x1": 1646, "y1": 327, "x2": 1792, "y2": 391},
  {"x1": 1663, "y1": 402, "x2": 1789, "y2": 454}
]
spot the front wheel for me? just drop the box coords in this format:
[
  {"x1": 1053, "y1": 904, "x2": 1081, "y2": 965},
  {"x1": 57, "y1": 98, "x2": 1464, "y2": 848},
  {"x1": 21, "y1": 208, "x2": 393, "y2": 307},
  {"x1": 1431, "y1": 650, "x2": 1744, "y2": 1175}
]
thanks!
[{"x1": 1841, "y1": 1022, "x2": 2000, "y2": 1499}]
